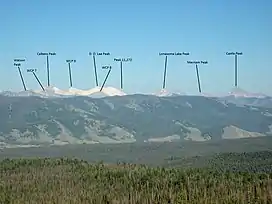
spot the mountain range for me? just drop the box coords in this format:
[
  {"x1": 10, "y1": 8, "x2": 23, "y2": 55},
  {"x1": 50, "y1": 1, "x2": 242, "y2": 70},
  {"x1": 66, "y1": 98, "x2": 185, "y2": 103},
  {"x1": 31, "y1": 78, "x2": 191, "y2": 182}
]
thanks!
[{"x1": 1, "y1": 90, "x2": 272, "y2": 148}]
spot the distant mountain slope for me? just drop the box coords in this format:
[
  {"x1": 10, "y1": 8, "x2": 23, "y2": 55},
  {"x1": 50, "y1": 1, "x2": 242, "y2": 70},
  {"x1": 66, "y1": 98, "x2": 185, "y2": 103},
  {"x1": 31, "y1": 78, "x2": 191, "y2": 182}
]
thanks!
[
  {"x1": 219, "y1": 95, "x2": 272, "y2": 108},
  {"x1": 0, "y1": 94, "x2": 272, "y2": 147},
  {"x1": 2, "y1": 87, "x2": 272, "y2": 108}
]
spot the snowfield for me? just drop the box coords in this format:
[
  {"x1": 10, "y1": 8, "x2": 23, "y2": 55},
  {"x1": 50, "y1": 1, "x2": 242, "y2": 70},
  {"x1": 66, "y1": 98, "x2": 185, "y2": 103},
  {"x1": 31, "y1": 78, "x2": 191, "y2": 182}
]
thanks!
[{"x1": 0, "y1": 86, "x2": 269, "y2": 99}]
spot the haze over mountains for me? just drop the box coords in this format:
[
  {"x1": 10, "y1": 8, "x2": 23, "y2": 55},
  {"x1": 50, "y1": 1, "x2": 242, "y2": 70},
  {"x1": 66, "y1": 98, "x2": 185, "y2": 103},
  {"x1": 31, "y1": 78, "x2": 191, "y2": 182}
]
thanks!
[{"x1": 1, "y1": 87, "x2": 272, "y2": 148}]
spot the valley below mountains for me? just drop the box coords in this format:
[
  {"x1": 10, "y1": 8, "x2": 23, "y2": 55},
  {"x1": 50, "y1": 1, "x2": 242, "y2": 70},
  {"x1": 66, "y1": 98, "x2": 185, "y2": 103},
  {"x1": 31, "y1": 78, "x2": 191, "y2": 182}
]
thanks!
[{"x1": 1, "y1": 94, "x2": 272, "y2": 148}]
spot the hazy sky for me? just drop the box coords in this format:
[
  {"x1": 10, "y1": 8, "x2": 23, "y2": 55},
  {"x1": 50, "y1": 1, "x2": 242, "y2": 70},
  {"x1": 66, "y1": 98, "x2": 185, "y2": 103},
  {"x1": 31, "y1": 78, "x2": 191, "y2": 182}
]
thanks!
[{"x1": 1, "y1": 0, "x2": 271, "y2": 95}]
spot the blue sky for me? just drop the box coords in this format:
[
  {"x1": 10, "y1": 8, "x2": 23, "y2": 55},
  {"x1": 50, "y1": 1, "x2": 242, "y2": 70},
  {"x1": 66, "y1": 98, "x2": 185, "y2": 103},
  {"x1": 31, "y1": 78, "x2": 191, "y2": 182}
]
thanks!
[{"x1": 1, "y1": 0, "x2": 271, "y2": 95}]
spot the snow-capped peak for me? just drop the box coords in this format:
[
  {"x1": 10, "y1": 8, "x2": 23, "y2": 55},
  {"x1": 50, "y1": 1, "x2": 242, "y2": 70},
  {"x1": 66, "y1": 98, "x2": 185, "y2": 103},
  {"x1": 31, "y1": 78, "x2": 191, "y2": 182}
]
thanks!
[
  {"x1": 228, "y1": 87, "x2": 267, "y2": 98},
  {"x1": 0, "y1": 86, "x2": 127, "y2": 98},
  {"x1": 154, "y1": 89, "x2": 186, "y2": 97}
]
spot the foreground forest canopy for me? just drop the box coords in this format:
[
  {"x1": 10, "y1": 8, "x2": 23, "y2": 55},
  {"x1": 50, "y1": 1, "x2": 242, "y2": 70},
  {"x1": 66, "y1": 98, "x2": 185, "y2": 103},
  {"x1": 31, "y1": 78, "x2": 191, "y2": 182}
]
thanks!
[{"x1": 1, "y1": 151, "x2": 272, "y2": 204}]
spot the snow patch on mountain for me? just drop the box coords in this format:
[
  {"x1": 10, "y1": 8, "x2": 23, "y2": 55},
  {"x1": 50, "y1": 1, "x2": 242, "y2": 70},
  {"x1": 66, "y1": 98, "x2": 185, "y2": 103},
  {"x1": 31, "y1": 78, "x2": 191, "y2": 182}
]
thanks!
[
  {"x1": 0, "y1": 86, "x2": 126, "y2": 98},
  {"x1": 155, "y1": 89, "x2": 186, "y2": 97},
  {"x1": 227, "y1": 87, "x2": 267, "y2": 98}
]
